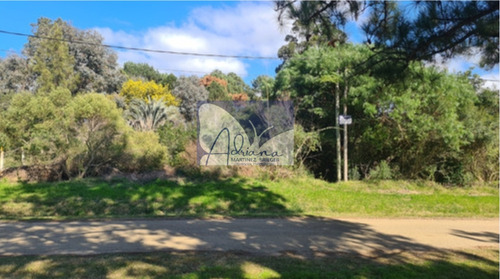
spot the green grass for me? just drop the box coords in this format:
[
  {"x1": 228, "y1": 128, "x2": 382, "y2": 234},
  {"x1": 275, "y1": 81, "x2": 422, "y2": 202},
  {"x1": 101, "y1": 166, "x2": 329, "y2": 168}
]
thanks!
[
  {"x1": 0, "y1": 248, "x2": 497, "y2": 278},
  {"x1": 0, "y1": 176, "x2": 497, "y2": 220}
]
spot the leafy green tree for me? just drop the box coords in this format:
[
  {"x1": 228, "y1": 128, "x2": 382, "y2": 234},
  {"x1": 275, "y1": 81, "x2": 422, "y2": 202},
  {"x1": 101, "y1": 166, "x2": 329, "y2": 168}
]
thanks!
[
  {"x1": 252, "y1": 75, "x2": 274, "y2": 100},
  {"x1": 226, "y1": 72, "x2": 253, "y2": 97},
  {"x1": 123, "y1": 62, "x2": 177, "y2": 89},
  {"x1": 172, "y1": 76, "x2": 209, "y2": 122},
  {"x1": 207, "y1": 81, "x2": 230, "y2": 101},
  {"x1": 29, "y1": 20, "x2": 79, "y2": 93},
  {"x1": 356, "y1": 63, "x2": 486, "y2": 182},
  {"x1": 275, "y1": 44, "x2": 371, "y2": 181},
  {"x1": 207, "y1": 70, "x2": 255, "y2": 99},
  {"x1": 275, "y1": 43, "x2": 496, "y2": 183},
  {"x1": 460, "y1": 87, "x2": 499, "y2": 183},
  {"x1": 1, "y1": 88, "x2": 73, "y2": 165},
  {"x1": 276, "y1": 44, "x2": 369, "y2": 125},
  {"x1": 25, "y1": 17, "x2": 125, "y2": 93},
  {"x1": 64, "y1": 93, "x2": 128, "y2": 177}
]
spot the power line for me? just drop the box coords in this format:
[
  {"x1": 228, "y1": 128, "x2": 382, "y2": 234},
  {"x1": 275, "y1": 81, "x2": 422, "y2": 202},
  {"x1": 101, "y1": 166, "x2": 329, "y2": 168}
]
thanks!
[
  {"x1": 0, "y1": 29, "x2": 497, "y2": 82},
  {"x1": 158, "y1": 68, "x2": 209, "y2": 74},
  {"x1": 0, "y1": 49, "x2": 18, "y2": 53},
  {"x1": 0, "y1": 29, "x2": 281, "y2": 60}
]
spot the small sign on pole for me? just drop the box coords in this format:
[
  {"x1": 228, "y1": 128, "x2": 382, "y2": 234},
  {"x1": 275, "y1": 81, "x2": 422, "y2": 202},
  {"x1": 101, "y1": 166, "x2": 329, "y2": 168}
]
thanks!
[{"x1": 339, "y1": 115, "x2": 352, "y2": 125}]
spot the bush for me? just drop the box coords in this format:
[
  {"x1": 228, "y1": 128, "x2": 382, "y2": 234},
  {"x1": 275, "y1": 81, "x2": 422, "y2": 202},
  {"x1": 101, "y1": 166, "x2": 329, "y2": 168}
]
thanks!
[
  {"x1": 120, "y1": 79, "x2": 178, "y2": 106},
  {"x1": 119, "y1": 130, "x2": 167, "y2": 172},
  {"x1": 157, "y1": 122, "x2": 196, "y2": 166},
  {"x1": 64, "y1": 93, "x2": 128, "y2": 177},
  {"x1": 369, "y1": 160, "x2": 393, "y2": 180},
  {"x1": 349, "y1": 166, "x2": 361, "y2": 180}
]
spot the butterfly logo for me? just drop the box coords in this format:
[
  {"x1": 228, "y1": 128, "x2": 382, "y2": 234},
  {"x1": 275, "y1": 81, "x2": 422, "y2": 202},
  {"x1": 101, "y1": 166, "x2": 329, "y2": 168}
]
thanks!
[{"x1": 198, "y1": 102, "x2": 294, "y2": 166}]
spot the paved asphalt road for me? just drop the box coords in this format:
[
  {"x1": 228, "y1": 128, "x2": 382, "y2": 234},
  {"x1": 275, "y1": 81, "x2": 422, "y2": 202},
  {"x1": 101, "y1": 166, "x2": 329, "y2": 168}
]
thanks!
[{"x1": 0, "y1": 218, "x2": 497, "y2": 256}]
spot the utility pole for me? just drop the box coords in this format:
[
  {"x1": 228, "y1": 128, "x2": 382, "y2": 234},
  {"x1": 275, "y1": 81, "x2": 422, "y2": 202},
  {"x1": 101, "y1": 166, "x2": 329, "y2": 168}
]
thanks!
[
  {"x1": 335, "y1": 79, "x2": 341, "y2": 182},
  {"x1": 0, "y1": 146, "x2": 3, "y2": 172},
  {"x1": 343, "y1": 76, "x2": 348, "y2": 182}
]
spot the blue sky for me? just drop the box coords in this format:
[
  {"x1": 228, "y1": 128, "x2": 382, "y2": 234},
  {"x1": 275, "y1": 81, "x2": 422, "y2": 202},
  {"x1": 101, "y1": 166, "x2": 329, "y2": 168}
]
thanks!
[{"x1": 0, "y1": 1, "x2": 498, "y2": 88}]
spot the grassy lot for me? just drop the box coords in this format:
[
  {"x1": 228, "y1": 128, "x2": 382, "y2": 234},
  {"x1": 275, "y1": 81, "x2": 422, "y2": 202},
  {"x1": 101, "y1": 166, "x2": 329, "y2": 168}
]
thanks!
[
  {"x1": 0, "y1": 176, "x2": 497, "y2": 220},
  {"x1": 0, "y1": 248, "x2": 497, "y2": 279}
]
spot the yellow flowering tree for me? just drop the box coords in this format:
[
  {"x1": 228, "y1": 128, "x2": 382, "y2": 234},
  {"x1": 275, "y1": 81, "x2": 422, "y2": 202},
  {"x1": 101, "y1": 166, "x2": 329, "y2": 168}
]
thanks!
[{"x1": 120, "y1": 79, "x2": 178, "y2": 106}]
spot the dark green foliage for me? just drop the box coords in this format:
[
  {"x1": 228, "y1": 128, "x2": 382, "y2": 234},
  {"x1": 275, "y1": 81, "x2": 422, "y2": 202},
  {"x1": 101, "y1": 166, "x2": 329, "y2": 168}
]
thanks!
[
  {"x1": 363, "y1": 1, "x2": 499, "y2": 69},
  {"x1": 209, "y1": 70, "x2": 255, "y2": 99},
  {"x1": 207, "y1": 81, "x2": 230, "y2": 101},
  {"x1": 252, "y1": 75, "x2": 275, "y2": 100},
  {"x1": 369, "y1": 161, "x2": 394, "y2": 180},
  {"x1": 275, "y1": 44, "x2": 498, "y2": 183},
  {"x1": 123, "y1": 62, "x2": 177, "y2": 89},
  {"x1": 157, "y1": 122, "x2": 196, "y2": 166},
  {"x1": 276, "y1": 1, "x2": 498, "y2": 70},
  {"x1": 25, "y1": 17, "x2": 124, "y2": 94},
  {"x1": 1, "y1": 88, "x2": 73, "y2": 165},
  {"x1": 29, "y1": 20, "x2": 79, "y2": 93},
  {"x1": 274, "y1": 0, "x2": 360, "y2": 69}
]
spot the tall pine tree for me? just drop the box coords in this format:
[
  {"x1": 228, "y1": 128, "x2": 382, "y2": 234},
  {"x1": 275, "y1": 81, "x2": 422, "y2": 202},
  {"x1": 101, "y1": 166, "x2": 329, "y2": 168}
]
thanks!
[{"x1": 30, "y1": 20, "x2": 79, "y2": 93}]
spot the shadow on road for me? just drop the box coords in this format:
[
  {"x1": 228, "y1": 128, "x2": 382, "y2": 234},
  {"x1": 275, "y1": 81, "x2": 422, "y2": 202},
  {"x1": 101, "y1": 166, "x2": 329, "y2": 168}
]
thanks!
[
  {"x1": 0, "y1": 217, "x2": 498, "y2": 278},
  {"x1": 0, "y1": 218, "x2": 443, "y2": 256},
  {"x1": 451, "y1": 229, "x2": 500, "y2": 243}
]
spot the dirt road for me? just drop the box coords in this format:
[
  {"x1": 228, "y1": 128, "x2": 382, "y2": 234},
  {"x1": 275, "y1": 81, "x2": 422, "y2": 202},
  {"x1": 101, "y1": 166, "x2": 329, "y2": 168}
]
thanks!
[{"x1": 0, "y1": 217, "x2": 497, "y2": 256}]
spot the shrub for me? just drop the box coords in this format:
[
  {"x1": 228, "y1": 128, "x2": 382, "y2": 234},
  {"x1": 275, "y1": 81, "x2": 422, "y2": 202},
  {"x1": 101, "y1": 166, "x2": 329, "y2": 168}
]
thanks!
[
  {"x1": 349, "y1": 166, "x2": 361, "y2": 180},
  {"x1": 119, "y1": 130, "x2": 167, "y2": 172},
  {"x1": 157, "y1": 122, "x2": 196, "y2": 167},
  {"x1": 64, "y1": 93, "x2": 128, "y2": 177},
  {"x1": 369, "y1": 160, "x2": 393, "y2": 180},
  {"x1": 120, "y1": 79, "x2": 178, "y2": 106}
]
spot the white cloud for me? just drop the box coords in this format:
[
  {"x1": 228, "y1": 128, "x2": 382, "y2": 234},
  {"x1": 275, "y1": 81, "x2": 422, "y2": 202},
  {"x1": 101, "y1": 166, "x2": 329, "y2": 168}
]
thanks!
[
  {"x1": 93, "y1": 2, "x2": 289, "y2": 77},
  {"x1": 94, "y1": 27, "x2": 138, "y2": 47},
  {"x1": 428, "y1": 52, "x2": 499, "y2": 91},
  {"x1": 480, "y1": 72, "x2": 500, "y2": 91},
  {"x1": 429, "y1": 54, "x2": 476, "y2": 73}
]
